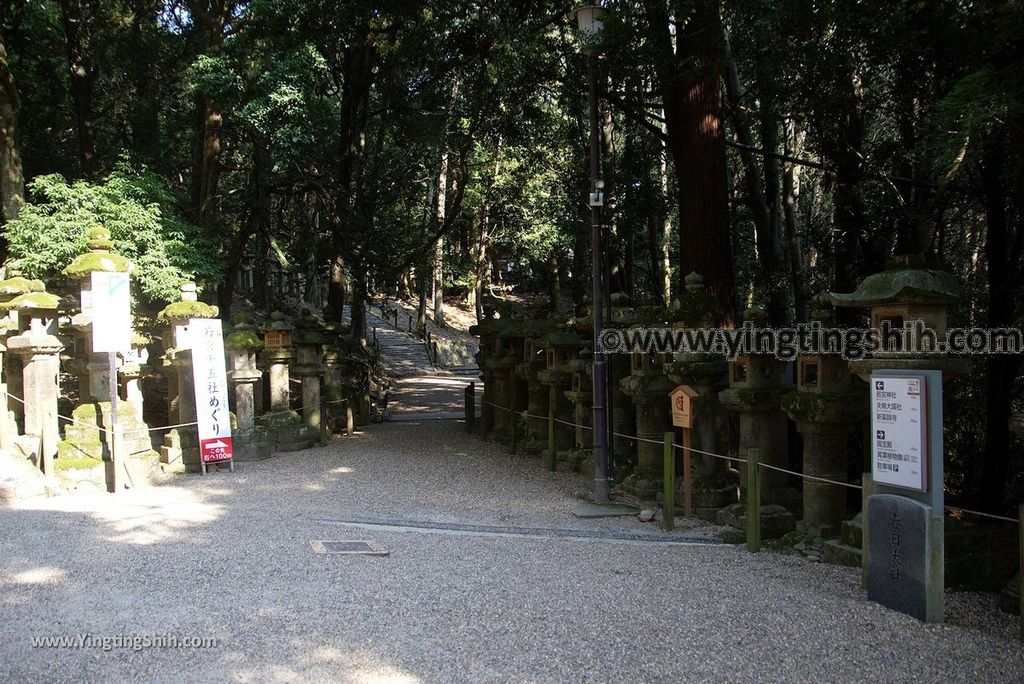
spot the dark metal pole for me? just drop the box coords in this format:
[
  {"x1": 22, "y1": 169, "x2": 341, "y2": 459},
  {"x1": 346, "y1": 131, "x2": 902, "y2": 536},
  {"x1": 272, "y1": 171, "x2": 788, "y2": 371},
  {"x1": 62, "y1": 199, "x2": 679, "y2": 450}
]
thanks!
[{"x1": 589, "y1": 52, "x2": 609, "y2": 503}]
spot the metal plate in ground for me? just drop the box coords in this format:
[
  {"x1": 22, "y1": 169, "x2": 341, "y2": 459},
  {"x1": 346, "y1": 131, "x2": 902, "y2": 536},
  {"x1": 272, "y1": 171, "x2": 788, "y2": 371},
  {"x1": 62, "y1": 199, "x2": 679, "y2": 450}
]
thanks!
[{"x1": 310, "y1": 540, "x2": 390, "y2": 556}]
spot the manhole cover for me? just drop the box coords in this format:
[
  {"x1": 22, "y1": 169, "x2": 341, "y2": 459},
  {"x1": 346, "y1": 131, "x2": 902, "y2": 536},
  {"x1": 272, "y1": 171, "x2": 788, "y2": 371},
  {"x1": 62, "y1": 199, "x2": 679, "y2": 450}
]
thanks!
[{"x1": 310, "y1": 540, "x2": 389, "y2": 556}]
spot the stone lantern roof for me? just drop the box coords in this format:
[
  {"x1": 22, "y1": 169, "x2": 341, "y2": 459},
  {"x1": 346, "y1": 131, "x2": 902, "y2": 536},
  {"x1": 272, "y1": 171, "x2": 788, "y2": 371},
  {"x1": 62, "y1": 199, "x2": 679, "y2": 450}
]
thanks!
[
  {"x1": 829, "y1": 255, "x2": 961, "y2": 307},
  {"x1": 62, "y1": 226, "x2": 133, "y2": 279},
  {"x1": 0, "y1": 274, "x2": 44, "y2": 299},
  {"x1": 226, "y1": 312, "x2": 264, "y2": 351},
  {"x1": 0, "y1": 290, "x2": 63, "y2": 313},
  {"x1": 157, "y1": 282, "x2": 217, "y2": 323}
]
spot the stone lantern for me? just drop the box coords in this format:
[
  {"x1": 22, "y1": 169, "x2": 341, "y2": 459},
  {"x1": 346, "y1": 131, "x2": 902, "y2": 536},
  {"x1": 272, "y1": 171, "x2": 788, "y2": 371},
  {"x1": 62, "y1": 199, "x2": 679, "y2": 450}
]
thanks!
[
  {"x1": 781, "y1": 294, "x2": 867, "y2": 537},
  {"x1": 259, "y1": 311, "x2": 312, "y2": 451},
  {"x1": 292, "y1": 309, "x2": 326, "y2": 442},
  {"x1": 515, "y1": 313, "x2": 553, "y2": 455},
  {"x1": 62, "y1": 226, "x2": 133, "y2": 402},
  {"x1": 157, "y1": 282, "x2": 217, "y2": 471},
  {"x1": 1, "y1": 288, "x2": 63, "y2": 475},
  {"x1": 320, "y1": 306, "x2": 346, "y2": 434},
  {"x1": 563, "y1": 347, "x2": 593, "y2": 462},
  {"x1": 56, "y1": 229, "x2": 156, "y2": 481},
  {"x1": 619, "y1": 305, "x2": 675, "y2": 500},
  {"x1": 226, "y1": 312, "x2": 269, "y2": 459},
  {"x1": 663, "y1": 272, "x2": 734, "y2": 515},
  {"x1": 536, "y1": 326, "x2": 584, "y2": 468},
  {"x1": 0, "y1": 267, "x2": 41, "y2": 433},
  {"x1": 718, "y1": 307, "x2": 796, "y2": 537},
  {"x1": 830, "y1": 255, "x2": 970, "y2": 379},
  {"x1": 262, "y1": 311, "x2": 294, "y2": 413},
  {"x1": 469, "y1": 304, "x2": 503, "y2": 438}
]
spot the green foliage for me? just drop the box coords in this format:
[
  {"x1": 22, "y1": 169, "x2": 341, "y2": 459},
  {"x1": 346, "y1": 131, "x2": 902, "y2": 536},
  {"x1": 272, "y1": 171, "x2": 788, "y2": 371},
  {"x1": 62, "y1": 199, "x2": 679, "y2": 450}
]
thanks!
[{"x1": 3, "y1": 166, "x2": 223, "y2": 305}]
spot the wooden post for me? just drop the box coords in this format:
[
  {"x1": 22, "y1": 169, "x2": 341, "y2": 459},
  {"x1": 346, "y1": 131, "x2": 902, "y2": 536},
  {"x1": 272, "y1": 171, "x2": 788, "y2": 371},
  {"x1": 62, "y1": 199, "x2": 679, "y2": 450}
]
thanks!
[
  {"x1": 547, "y1": 408, "x2": 557, "y2": 471},
  {"x1": 746, "y1": 447, "x2": 761, "y2": 552},
  {"x1": 465, "y1": 382, "x2": 475, "y2": 433},
  {"x1": 663, "y1": 432, "x2": 675, "y2": 532},
  {"x1": 0, "y1": 383, "x2": 9, "y2": 451},
  {"x1": 345, "y1": 400, "x2": 355, "y2": 437},
  {"x1": 682, "y1": 428, "x2": 693, "y2": 518}
]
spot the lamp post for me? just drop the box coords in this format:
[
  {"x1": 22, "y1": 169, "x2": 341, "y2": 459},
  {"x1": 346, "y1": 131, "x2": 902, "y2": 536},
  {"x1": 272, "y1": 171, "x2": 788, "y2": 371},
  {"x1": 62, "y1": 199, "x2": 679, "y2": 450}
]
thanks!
[{"x1": 575, "y1": 4, "x2": 610, "y2": 503}]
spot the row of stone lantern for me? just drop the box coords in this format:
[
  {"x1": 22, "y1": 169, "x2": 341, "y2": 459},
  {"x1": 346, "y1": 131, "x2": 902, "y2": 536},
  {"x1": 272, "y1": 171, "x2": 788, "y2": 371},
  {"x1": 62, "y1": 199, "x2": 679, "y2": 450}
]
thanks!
[
  {"x1": 470, "y1": 258, "x2": 965, "y2": 548},
  {"x1": 0, "y1": 227, "x2": 376, "y2": 484}
]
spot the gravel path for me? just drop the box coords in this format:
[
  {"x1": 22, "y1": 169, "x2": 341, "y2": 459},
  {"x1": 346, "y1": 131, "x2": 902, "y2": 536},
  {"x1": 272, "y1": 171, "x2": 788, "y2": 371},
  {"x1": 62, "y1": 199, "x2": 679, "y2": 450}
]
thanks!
[{"x1": 1, "y1": 357, "x2": 1021, "y2": 681}]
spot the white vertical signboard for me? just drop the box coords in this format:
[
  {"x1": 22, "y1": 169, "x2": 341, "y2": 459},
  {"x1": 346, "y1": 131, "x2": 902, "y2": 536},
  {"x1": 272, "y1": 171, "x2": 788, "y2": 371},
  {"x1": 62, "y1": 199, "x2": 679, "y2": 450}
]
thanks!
[
  {"x1": 91, "y1": 271, "x2": 131, "y2": 353},
  {"x1": 871, "y1": 373, "x2": 928, "y2": 491},
  {"x1": 189, "y1": 318, "x2": 234, "y2": 468}
]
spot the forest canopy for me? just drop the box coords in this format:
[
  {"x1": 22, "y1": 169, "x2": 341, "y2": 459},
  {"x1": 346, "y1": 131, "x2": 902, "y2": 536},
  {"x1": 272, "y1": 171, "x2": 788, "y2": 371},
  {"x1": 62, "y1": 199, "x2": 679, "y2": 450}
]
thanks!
[{"x1": 0, "y1": 0, "x2": 1020, "y2": 508}]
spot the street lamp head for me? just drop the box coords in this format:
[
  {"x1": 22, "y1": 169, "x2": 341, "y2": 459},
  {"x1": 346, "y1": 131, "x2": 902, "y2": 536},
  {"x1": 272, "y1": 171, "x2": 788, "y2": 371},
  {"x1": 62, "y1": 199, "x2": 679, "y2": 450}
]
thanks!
[{"x1": 574, "y1": 5, "x2": 607, "y2": 54}]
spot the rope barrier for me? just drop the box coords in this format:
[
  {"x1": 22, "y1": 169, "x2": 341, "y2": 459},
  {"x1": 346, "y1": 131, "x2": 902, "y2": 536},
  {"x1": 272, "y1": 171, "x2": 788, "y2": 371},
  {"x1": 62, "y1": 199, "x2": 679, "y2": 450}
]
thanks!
[
  {"x1": 944, "y1": 505, "x2": 1019, "y2": 523},
  {"x1": 756, "y1": 461, "x2": 863, "y2": 490}
]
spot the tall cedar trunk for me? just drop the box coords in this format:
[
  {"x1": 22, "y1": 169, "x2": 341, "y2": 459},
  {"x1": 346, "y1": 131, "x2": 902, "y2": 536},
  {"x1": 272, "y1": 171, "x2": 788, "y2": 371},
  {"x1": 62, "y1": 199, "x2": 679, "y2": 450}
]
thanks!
[
  {"x1": 59, "y1": 0, "x2": 98, "y2": 176},
  {"x1": 474, "y1": 209, "x2": 489, "y2": 321},
  {"x1": 723, "y1": 35, "x2": 786, "y2": 323},
  {"x1": 979, "y1": 135, "x2": 1023, "y2": 510},
  {"x1": 186, "y1": 1, "x2": 228, "y2": 231},
  {"x1": 645, "y1": 0, "x2": 735, "y2": 322},
  {"x1": 217, "y1": 142, "x2": 269, "y2": 317},
  {"x1": 127, "y1": 4, "x2": 159, "y2": 161},
  {"x1": 416, "y1": 262, "x2": 428, "y2": 333},
  {"x1": 783, "y1": 119, "x2": 808, "y2": 320},
  {"x1": 432, "y1": 146, "x2": 449, "y2": 325},
  {"x1": 826, "y1": 67, "x2": 866, "y2": 299},
  {"x1": 659, "y1": 130, "x2": 672, "y2": 302},
  {"x1": 327, "y1": 32, "x2": 373, "y2": 309},
  {"x1": 0, "y1": 28, "x2": 24, "y2": 253}
]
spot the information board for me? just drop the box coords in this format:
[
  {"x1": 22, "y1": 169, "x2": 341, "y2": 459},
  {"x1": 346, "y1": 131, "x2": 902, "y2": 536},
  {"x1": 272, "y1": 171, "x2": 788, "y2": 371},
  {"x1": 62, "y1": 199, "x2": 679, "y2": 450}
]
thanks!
[
  {"x1": 91, "y1": 271, "x2": 131, "y2": 353},
  {"x1": 189, "y1": 318, "x2": 233, "y2": 464},
  {"x1": 871, "y1": 373, "x2": 928, "y2": 491}
]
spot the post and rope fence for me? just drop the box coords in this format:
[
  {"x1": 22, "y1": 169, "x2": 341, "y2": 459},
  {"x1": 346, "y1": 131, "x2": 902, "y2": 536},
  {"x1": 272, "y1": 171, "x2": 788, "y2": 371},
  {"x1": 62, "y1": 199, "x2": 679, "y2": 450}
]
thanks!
[{"x1": 469, "y1": 390, "x2": 1024, "y2": 639}]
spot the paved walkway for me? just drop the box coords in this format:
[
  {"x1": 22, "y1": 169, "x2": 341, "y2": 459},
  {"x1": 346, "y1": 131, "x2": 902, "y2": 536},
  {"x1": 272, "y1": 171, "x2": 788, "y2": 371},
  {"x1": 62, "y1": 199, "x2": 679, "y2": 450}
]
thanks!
[{"x1": 1, "y1": 313, "x2": 1021, "y2": 681}]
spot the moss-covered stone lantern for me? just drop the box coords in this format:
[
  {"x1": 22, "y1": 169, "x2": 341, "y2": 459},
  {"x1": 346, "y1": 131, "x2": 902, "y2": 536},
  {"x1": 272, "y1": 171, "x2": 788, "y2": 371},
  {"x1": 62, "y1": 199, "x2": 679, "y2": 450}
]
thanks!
[
  {"x1": 781, "y1": 294, "x2": 867, "y2": 537},
  {"x1": 829, "y1": 255, "x2": 970, "y2": 379},
  {"x1": 156, "y1": 282, "x2": 217, "y2": 472},
  {"x1": 718, "y1": 307, "x2": 796, "y2": 538},
  {"x1": 536, "y1": 325, "x2": 584, "y2": 468},
  {"x1": 225, "y1": 312, "x2": 269, "y2": 458},
  {"x1": 662, "y1": 272, "x2": 734, "y2": 515},
  {"x1": 619, "y1": 305, "x2": 675, "y2": 500}
]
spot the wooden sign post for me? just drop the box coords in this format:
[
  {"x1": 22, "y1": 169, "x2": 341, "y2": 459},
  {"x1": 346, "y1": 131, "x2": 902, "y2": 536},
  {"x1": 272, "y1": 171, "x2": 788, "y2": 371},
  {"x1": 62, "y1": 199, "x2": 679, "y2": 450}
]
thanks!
[{"x1": 670, "y1": 385, "x2": 699, "y2": 518}]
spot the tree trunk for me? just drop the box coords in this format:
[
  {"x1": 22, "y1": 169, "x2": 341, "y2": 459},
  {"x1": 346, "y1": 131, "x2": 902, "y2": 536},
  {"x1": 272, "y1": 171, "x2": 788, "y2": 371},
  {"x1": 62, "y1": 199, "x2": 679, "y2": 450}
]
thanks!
[
  {"x1": 783, "y1": 119, "x2": 808, "y2": 321},
  {"x1": 0, "y1": 28, "x2": 24, "y2": 240},
  {"x1": 186, "y1": 1, "x2": 228, "y2": 230},
  {"x1": 723, "y1": 35, "x2": 786, "y2": 323},
  {"x1": 59, "y1": 0, "x2": 98, "y2": 176},
  {"x1": 432, "y1": 146, "x2": 449, "y2": 326},
  {"x1": 979, "y1": 135, "x2": 1023, "y2": 510},
  {"x1": 351, "y1": 269, "x2": 368, "y2": 346},
  {"x1": 645, "y1": 0, "x2": 735, "y2": 322}
]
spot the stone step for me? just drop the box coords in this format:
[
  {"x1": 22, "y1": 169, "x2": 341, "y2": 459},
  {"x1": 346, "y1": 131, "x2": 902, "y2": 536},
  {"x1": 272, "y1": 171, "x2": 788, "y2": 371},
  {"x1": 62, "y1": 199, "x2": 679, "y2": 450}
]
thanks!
[{"x1": 823, "y1": 539, "x2": 863, "y2": 568}]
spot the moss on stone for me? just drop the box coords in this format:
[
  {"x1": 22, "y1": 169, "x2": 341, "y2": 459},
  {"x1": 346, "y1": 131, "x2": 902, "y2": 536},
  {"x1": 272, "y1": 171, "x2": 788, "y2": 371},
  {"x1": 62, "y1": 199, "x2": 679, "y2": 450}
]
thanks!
[
  {"x1": 830, "y1": 266, "x2": 961, "y2": 307},
  {"x1": 158, "y1": 299, "x2": 217, "y2": 322},
  {"x1": 62, "y1": 251, "x2": 132, "y2": 278},
  {"x1": 0, "y1": 276, "x2": 44, "y2": 297},
  {"x1": 226, "y1": 329, "x2": 264, "y2": 351},
  {"x1": 55, "y1": 442, "x2": 105, "y2": 469},
  {"x1": 0, "y1": 290, "x2": 61, "y2": 312}
]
